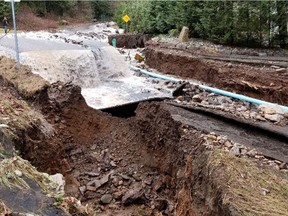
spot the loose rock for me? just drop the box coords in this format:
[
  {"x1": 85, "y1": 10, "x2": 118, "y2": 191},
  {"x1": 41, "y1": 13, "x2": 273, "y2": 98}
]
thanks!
[
  {"x1": 230, "y1": 145, "x2": 241, "y2": 156},
  {"x1": 110, "y1": 161, "x2": 117, "y2": 167},
  {"x1": 246, "y1": 149, "x2": 257, "y2": 157},
  {"x1": 14, "y1": 170, "x2": 22, "y2": 177},
  {"x1": 264, "y1": 114, "x2": 284, "y2": 122},
  {"x1": 258, "y1": 104, "x2": 285, "y2": 115},
  {"x1": 224, "y1": 140, "x2": 233, "y2": 148},
  {"x1": 122, "y1": 184, "x2": 146, "y2": 205},
  {"x1": 276, "y1": 68, "x2": 287, "y2": 73},
  {"x1": 87, "y1": 174, "x2": 110, "y2": 189},
  {"x1": 119, "y1": 174, "x2": 130, "y2": 180},
  {"x1": 100, "y1": 194, "x2": 113, "y2": 204},
  {"x1": 49, "y1": 173, "x2": 65, "y2": 194},
  {"x1": 279, "y1": 163, "x2": 287, "y2": 170},
  {"x1": 192, "y1": 94, "x2": 202, "y2": 102},
  {"x1": 144, "y1": 178, "x2": 153, "y2": 186},
  {"x1": 79, "y1": 186, "x2": 86, "y2": 195}
]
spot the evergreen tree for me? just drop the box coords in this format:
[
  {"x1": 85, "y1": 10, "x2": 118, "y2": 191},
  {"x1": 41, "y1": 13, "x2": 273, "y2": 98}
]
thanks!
[
  {"x1": 0, "y1": 1, "x2": 19, "y2": 19},
  {"x1": 45, "y1": 0, "x2": 76, "y2": 16},
  {"x1": 113, "y1": 0, "x2": 288, "y2": 48},
  {"x1": 92, "y1": 1, "x2": 113, "y2": 21},
  {"x1": 276, "y1": 0, "x2": 288, "y2": 48}
]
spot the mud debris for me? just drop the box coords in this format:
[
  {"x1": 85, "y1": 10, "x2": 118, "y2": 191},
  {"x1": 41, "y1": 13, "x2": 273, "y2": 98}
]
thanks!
[
  {"x1": 0, "y1": 74, "x2": 287, "y2": 215},
  {"x1": 144, "y1": 45, "x2": 288, "y2": 105},
  {"x1": 1, "y1": 28, "x2": 288, "y2": 215}
]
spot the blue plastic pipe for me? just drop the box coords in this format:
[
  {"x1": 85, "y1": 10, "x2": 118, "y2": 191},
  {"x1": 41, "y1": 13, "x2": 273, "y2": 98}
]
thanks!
[
  {"x1": 129, "y1": 65, "x2": 288, "y2": 112},
  {"x1": 130, "y1": 65, "x2": 180, "y2": 83}
]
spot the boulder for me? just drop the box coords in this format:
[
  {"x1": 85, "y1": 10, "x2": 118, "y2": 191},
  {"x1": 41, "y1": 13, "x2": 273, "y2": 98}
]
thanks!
[{"x1": 178, "y1": 26, "x2": 189, "y2": 42}]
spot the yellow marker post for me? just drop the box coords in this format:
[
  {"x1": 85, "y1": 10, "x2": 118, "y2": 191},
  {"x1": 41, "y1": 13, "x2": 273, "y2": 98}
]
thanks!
[
  {"x1": 122, "y1": 14, "x2": 130, "y2": 33},
  {"x1": 122, "y1": 14, "x2": 130, "y2": 23}
]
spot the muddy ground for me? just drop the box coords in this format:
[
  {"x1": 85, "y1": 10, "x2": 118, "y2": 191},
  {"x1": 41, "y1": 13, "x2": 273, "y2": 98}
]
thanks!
[
  {"x1": 0, "y1": 56, "x2": 288, "y2": 216},
  {"x1": 144, "y1": 41, "x2": 288, "y2": 106}
]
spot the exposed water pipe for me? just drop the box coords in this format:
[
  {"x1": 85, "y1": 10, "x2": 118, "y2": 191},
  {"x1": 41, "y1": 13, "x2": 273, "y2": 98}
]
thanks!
[{"x1": 129, "y1": 65, "x2": 288, "y2": 112}]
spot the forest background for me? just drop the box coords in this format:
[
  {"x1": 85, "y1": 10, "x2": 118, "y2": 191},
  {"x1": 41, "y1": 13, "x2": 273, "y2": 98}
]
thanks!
[{"x1": 1, "y1": 0, "x2": 287, "y2": 48}]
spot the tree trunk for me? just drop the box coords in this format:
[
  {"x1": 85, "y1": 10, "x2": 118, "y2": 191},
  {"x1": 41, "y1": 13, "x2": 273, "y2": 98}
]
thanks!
[{"x1": 276, "y1": 0, "x2": 288, "y2": 48}]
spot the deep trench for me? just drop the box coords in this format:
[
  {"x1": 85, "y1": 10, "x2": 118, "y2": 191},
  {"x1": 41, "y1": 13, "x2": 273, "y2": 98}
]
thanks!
[
  {"x1": 101, "y1": 102, "x2": 139, "y2": 118},
  {"x1": 101, "y1": 98, "x2": 166, "y2": 118},
  {"x1": 2, "y1": 62, "x2": 286, "y2": 215},
  {"x1": 7, "y1": 86, "x2": 286, "y2": 216},
  {"x1": 9, "y1": 95, "x2": 208, "y2": 215}
]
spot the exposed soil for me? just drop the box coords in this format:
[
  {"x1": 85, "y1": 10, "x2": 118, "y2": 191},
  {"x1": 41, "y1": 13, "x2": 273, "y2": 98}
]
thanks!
[
  {"x1": 144, "y1": 45, "x2": 288, "y2": 106},
  {"x1": 108, "y1": 34, "x2": 152, "y2": 48},
  {"x1": 166, "y1": 104, "x2": 288, "y2": 163},
  {"x1": 1, "y1": 57, "x2": 288, "y2": 216}
]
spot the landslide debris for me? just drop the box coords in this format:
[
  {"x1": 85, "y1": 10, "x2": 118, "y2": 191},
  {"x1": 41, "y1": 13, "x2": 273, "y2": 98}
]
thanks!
[
  {"x1": 0, "y1": 56, "x2": 49, "y2": 98},
  {"x1": 0, "y1": 56, "x2": 288, "y2": 216},
  {"x1": 144, "y1": 43, "x2": 288, "y2": 106}
]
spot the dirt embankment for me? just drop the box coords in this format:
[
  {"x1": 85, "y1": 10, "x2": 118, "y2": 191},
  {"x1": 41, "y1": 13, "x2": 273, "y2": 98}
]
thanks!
[
  {"x1": 144, "y1": 46, "x2": 288, "y2": 106},
  {"x1": 1, "y1": 57, "x2": 288, "y2": 216},
  {"x1": 108, "y1": 34, "x2": 152, "y2": 48}
]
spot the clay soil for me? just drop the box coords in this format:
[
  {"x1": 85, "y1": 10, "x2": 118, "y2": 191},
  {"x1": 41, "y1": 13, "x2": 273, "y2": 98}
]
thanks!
[
  {"x1": 1, "y1": 57, "x2": 288, "y2": 216},
  {"x1": 144, "y1": 43, "x2": 288, "y2": 106}
]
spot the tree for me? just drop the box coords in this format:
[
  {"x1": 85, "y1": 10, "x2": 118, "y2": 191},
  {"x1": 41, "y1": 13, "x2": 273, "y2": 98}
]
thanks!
[
  {"x1": 113, "y1": 0, "x2": 288, "y2": 48},
  {"x1": 92, "y1": 1, "x2": 113, "y2": 20},
  {"x1": 45, "y1": 0, "x2": 76, "y2": 16},
  {"x1": 0, "y1": 1, "x2": 20, "y2": 19},
  {"x1": 276, "y1": 0, "x2": 288, "y2": 48},
  {"x1": 113, "y1": 2, "x2": 128, "y2": 29}
]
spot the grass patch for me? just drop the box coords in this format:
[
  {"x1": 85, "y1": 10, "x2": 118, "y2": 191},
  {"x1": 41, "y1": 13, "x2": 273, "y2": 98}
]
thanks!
[
  {"x1": 208, "y1": 149, "x2": 288, "y2": 216},
  {"x1": 0, "y1": 156, "x2": 56, "y2": 193}
]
